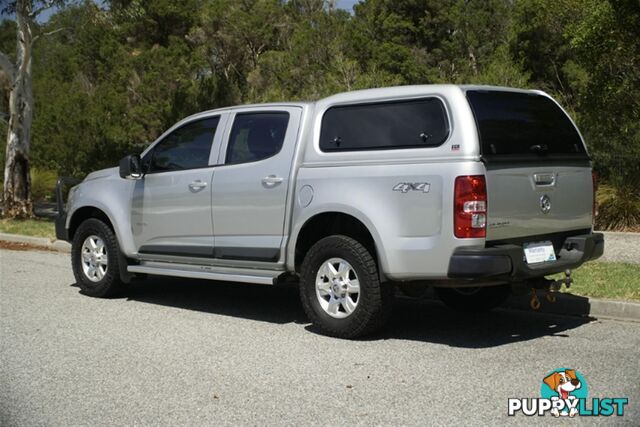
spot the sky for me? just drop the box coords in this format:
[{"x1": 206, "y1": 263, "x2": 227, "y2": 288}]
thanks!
[{"x1": 335, "y1": 0, "x2": 360, "y2": 11}]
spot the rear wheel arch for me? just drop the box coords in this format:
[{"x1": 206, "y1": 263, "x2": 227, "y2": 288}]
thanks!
[{"x1": 294, "y1": 211, "x2": 381, "y2": 273}]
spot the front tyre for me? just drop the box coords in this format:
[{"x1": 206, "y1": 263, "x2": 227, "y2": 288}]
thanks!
[
  {"x1": 435, "y1": 284, "x2": 510, "y2": 312},
  {"x1": 299, "y1": 235, "x2": 392, "y2": 339},
  {"x1": 72, "y1": 218, "x2": 126, "y2": 297}
]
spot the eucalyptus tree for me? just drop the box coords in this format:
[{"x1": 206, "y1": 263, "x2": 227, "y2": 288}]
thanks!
[{"x1": 0, "y1": 0, "x2": 69, "y2": 218}]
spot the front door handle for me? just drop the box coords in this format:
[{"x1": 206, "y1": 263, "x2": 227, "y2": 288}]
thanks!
[
  {"x1": 262, "y1": 175, "x2": 283, "y2": 186},
  {"x1": 188, "y1": 180, "x2": 207, "y2": 191}
]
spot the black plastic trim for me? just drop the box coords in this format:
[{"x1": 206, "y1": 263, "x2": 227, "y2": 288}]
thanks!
[
  {"x1": 448, "y1": 254, "x2": 512, "y2": 278},
  {"x1": 139, "y1": 245, "x2": 214, "y2": 257},
  {"x1": 214, "y1": 247, "x2": 280, "y2": 262},
  {"x1": 138, "y1": 245, "x2": 280, "y2": 262},
  {"x1": 54, "y1": 176, "x2": 83, "y2": 242},
  {"x1": 55, "y1": 212, "x2": 68, "y2": 241},
  {"x1": 448, "y1": 232, "x2": 604, "y2": 280}
]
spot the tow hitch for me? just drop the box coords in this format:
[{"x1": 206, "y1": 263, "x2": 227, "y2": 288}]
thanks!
[{"x1": 527, "y1": 270, "x2": 573, "y2": 310}]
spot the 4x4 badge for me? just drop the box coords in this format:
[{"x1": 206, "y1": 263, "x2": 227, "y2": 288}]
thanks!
[
  {"x1": 540, "y1": 195, "x2": 552, "y2": 214},
  {"x1": 393, "y1": 182, "x2": 431, "y2": 193}
]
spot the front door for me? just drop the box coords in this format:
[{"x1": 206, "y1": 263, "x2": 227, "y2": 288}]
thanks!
[
  {"x1": 211, "y1": 107, "x2": 302, "y2": 262},
  {"x1": 132, "y1": 114, "x2": 225, "y2": 257}
]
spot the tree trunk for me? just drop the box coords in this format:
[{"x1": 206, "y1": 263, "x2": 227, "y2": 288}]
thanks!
[{"x1": 3, "y1": 0, "x2": 34, "y2": 218}]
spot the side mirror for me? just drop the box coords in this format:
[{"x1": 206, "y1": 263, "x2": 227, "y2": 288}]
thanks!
[{"x1": 119, "y1": 154, "x2": 143, "y2": 179}]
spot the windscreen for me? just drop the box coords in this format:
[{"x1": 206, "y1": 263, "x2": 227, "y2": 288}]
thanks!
[{"x1": 466, "y1": 90, "x2": 586, "y2": 158}]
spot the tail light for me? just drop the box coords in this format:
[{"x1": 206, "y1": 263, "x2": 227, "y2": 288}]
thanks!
[
  {"x1": 454, "y1": 175, "x2": 487, "y2": 238},
  {"x1": 592, "y1": 170, "x2": 598, "y2": 224}
]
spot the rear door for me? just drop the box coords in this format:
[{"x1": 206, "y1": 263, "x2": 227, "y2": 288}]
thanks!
[
  {"x1": 211, "y1": 107, "x2": 302, "y2": 262},
  {"x1": 466, "y1": 90, "x2": 593, "y2": 241}
]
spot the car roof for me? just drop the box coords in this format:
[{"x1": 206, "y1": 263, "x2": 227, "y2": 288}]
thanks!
[
  {"x1": 318, "y1": 84, "x2": 540, "y2": 105},
  {"x1": 184, "y1": 84, "x2": 541, "y2": 120}
]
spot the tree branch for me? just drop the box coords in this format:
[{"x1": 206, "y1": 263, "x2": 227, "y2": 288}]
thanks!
[
  {"x1": 32, "y1": 27, "x2": 68, "y2": 45},
  {"x1": 0, "y1": 51, "x2": 16, "y2": 80}
]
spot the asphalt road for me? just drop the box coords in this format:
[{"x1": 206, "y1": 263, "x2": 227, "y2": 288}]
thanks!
[{"x1": 1, "y1": 249, "x2": 639, "y2": 426}]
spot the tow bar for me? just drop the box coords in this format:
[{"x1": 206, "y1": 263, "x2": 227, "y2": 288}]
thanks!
[{"x1": 528, "y1": 270, "x2": 573, "y2": 310}]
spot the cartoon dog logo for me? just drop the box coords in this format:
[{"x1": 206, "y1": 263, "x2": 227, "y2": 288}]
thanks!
[{"x1": 543, "y1": 369, "x2": 582, "y2": 417}]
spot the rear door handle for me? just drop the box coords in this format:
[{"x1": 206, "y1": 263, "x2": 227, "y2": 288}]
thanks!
[
  {"x1": 262, "y1": 175, "x2": 283, "y2": 186},
  {"x1": 188, "y1": 180, "x2": 207, "y2": 191}
]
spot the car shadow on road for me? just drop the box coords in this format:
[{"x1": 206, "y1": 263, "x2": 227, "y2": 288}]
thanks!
[
  {"x1": 114, "y1": 276, "x2": 592, "y2": 349},
  {"x1": 123, "y1": 276, "x2": 309, "y2": 325},
  {"x1": 380, "y1": 296, "x2": 592, "y2": 348}
]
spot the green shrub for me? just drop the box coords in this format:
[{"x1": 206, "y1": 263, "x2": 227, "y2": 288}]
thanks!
[
  {"x1": 595, "y1": 181, "x2": 640, "y2": 232},
  {"x1": 30, "y1": 168, "x2": 58, "y2": 202}
]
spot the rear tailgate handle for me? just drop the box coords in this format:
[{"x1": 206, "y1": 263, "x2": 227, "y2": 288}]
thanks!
[{"x1": 533, "y1": 173, "x2": 556, "y2": 187}]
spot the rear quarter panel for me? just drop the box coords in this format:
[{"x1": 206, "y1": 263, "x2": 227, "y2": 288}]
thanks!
[{"x1": 291, "y1": 161, "x2": 485, "y2": 279}]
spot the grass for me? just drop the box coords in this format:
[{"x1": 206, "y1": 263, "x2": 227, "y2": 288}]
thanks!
[
  {"x1": 555, "y1": 262, "x2": 640, "y2": 302},
  {"x1": 0, "y1": 218, "x2": 56, "y2": 240}
]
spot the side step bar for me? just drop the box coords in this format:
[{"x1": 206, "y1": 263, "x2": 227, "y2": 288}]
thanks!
[{"x1": 128, "y1": 261, "x2": 284, "y2": 285}]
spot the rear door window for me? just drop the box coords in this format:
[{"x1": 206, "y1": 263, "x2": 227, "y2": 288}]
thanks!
[
  {"x1": 320, "y1": 98, "x2": 450, "y2": 152},
  {"x1": 225, "y1": 112, "x2": 290, "y2": 164},
  {"x1": 466, "y1": 90, "x2": 586, "y2": 158}
]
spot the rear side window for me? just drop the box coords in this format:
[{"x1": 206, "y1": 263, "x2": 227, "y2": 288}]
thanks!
[
  {"x1": 320, "y1": 98, "x2": 450, "y2": 152},
  {"x1": 466, "y1": 90, "x2": 586, "y2": 158},
  {"x1": 226, "y1": 112, "x2": 290, "y2": 164}
]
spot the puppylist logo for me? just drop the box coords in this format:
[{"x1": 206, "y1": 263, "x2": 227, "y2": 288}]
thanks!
[{"x1": 508, "y1": 368, "x2": 629, "y2": 417}]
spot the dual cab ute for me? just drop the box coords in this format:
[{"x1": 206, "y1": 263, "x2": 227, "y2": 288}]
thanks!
[{"x1": 56, "y1": 85, "x2": 604, "y2": 338}]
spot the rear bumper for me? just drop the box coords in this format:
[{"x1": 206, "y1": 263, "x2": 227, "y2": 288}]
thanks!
[{"x1": 447, "y1": 232, "x2": 604, "y2": 280}]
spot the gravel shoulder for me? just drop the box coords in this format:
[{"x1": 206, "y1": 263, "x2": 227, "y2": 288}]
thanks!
[{"x1": 598, "y1": 231, "x2": 640, "y2": 264}]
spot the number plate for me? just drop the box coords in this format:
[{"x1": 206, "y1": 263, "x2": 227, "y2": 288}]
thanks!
[{"x1": 523, "y1": 241, "x2": 557, "y2": 264}]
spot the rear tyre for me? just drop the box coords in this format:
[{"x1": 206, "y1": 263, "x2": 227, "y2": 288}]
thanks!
[
  {"x1": 299, "y1": 235, "x2": 392, "y2": 339},
  {"x1": 71, "y1": 218, "x2": 126, "y2": 297},
  {"x1": 435, "y1": 284, "x2": 510, "y2": 312}
]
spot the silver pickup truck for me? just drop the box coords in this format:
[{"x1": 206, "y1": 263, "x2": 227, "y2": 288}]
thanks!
[{"x1": 56, "y1": 85, "x2": 604, "y2": 338}]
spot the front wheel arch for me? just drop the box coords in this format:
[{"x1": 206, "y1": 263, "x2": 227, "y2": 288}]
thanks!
[{"x1": 68, "y1": 206, "x2": 115, "y2": 242}]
